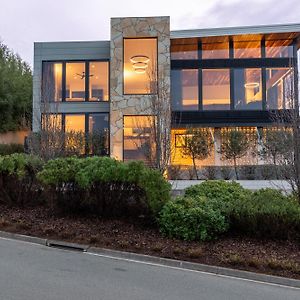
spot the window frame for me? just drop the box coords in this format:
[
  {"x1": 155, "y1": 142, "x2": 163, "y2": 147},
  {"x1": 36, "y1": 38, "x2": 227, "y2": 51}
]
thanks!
[
  {"x1": 41, "y1": 112, "x2": 110, "y2": 155},
  {"x1": 41, "y1": 59, "x2": 110, "y2": 103},
  {"x1": 123, "y1": 37, "x2": 158, "y2": 96}
]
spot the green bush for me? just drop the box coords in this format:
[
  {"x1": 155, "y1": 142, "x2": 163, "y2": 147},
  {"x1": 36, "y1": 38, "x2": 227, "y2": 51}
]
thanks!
[
  {"x1": 38, "y1": 156, "x2": 171, "y2": 218},
  {"x1": 159, "y1": 196, "x2": 228, "y2": 241},
  {"x1": 230, "y1": 188, "x2": 300, "y2": 239},
  {"x1": 0, "y1": 153, "x2": 44, "y2": 206},
  {"x1": 0, "y1": 143, "x2": 24, "y2": 155}
]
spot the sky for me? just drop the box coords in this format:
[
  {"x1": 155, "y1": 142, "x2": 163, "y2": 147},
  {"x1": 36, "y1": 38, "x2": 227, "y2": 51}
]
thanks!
[{"x1": 0, "y1": 0, "x2": 299, "y2": 66}]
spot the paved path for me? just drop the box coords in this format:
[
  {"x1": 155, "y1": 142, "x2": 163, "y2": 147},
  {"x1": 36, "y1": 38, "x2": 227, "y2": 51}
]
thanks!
[
  {"x1": 0, "y1": 238, "x2": 299, "y2": 300},
  {"x1": 170, "y1": 180, "x2": 292, "y2": 194}
]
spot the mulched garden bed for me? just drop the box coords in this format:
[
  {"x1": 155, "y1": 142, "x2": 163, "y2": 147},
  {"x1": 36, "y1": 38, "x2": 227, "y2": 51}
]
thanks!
[{"x1": 0, "y1": 204, "x2": 299, "y2": 280}]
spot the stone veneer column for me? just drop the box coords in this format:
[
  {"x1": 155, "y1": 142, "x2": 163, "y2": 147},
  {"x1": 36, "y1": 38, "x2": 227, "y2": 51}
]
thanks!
[{"x1": 110, "y1": 16, "x2": 170, "y2": 160}]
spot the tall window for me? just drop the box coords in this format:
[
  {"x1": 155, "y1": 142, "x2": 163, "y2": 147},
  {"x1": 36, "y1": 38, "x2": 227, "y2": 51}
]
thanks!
[
  {"x1": 66, "y1": 62, "x2": 86, "y2": 101},
  {"x1": 123, "y1": 116, "x2": 154, "y2": 163},
  {"x1": 234, "y1": 68, "x2": 262, "y2": 110},
  {"x1": 123, "y1": 38, "x2": 157, "y2": 94},
  {"x1": 65, "y1": 114, "x2": 85, "y2": 132},
  {"x1": 171, "y1": 69, "x2": 198, "y2": 110},
  {"x1": 202, "y1": 69, "x2": 230, "y2": 110},
  {"x1": 89, "y1": 62, "x2": 109, "y2": 101},
  {"x1": 42, "y1": 62, "x2": 62, "y2": 102},
  {"x1": 266, "y1": 40, "x2": 294, "y2": 58},
  {"x1": 266, "y1": 68, "x2": 294, "y2": 109}
]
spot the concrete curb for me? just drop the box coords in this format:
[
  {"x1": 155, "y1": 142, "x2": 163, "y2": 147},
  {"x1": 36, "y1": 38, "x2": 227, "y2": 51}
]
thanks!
[
  {"x1": 1, "y1": 230, "x2": 299, "y2": 288},
  {"x1": 0, "y1": 231, "x2": 47, "y2": 246}
]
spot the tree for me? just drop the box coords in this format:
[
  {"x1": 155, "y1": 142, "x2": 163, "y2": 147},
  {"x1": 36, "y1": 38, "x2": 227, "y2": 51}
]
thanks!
[
  {"x1": 181, "y1": 128, "x2": 213, "y2": 180},
  {"x1": 0, "y1": 41, "x2": 32, "y2": 132},
  {"x1": 220, "y1": 129, "x2": 249, "y2": 179},
  {"x1": 259, "y1": 129, "x2": 293, "y2": 179}
]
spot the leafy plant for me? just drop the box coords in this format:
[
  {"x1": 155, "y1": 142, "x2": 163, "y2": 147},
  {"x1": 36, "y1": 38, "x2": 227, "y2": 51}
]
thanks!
[
  {"x1": 0, "y1": 143, "x2": 24, "y2": 155},
  {"x1": 159, "y1": 196, "x2": 228, "y2": 241}
]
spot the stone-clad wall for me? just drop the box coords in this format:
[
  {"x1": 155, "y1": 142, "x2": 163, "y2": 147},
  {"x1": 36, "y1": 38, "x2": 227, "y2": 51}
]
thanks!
[{"x1": 110, "y1": 16, "x2": 170, "y2": 160}]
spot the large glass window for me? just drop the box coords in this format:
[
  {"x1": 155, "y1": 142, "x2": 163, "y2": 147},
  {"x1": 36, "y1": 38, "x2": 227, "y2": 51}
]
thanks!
[
  {"x1": 66, "y1": 62, "x2": 86, "y2": 101},
  {"x1": 123, "y1": 116, "x2": 154, "y2": 163},
  {"x1": 65, "y1": 114, "x2": 85, "y2": 132},
  {"x1": 171, "y1": 38, "x2": 198, "y2": 60},
  {"x1": 123, "y1": 38, "x2": 157, "y2": 94},
  {"x1": 266, "y1": 68, "x2": 294, "y2": 109},
  {"x1": 202, "y1": 43, "x2": 229, "y2": 59},
  {"x1": 42, "y1": 62, "x2": 62, "y2": 102},
  {"x1": 89, "y1": 62, "x2": 109, "y2": 101},
  {"x1": 234, "y1": 68, "x2": 262, "y2": 110},
  {"x1": 266, "y1": 40, "x2": 294, "y2": 58},
  {"x1": 234, "y1": 41, "x2": 261, "y2": 58},
  {"x1": 171, "y1": 69, "x2": 198, "y2": 110},
  {"x1": 202, "y1": 69, "x2": 230, "y2": 110},
  {"x1": 88, "y1": 113, "x2": 109, "y2": 155}
]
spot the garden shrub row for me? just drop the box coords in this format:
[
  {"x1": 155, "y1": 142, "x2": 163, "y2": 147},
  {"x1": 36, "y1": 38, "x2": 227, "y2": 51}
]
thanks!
[
  {"x1": 0, "y1": 154, "x2": 171, "y2": 220},
  {"x1": 159, "y1": 181, "x2": 300, "y2": 241}
]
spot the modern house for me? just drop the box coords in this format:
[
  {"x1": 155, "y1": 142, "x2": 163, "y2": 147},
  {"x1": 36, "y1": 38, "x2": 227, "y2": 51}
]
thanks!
[{"x1": 32, "y1": 16, "x2": 300, "y2": 174}]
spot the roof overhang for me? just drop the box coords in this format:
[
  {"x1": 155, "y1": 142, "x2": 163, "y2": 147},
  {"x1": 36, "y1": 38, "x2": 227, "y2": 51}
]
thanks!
[{"x1": 171, "y1": 23, "x2": 300, "y2": 39}]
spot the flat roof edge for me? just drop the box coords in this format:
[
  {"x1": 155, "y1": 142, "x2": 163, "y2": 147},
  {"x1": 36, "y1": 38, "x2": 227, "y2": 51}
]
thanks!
[{"x1": 171, "y1": 23, "x2": 300, "y2": 38}]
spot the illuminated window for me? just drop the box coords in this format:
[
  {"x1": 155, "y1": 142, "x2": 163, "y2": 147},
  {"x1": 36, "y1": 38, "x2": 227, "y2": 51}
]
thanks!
[
  {"x1": 234, "y1": 41, "x2": 261, "y2": 58},
  {"x1": 234, "y1": 68, "x2": 262, "y2": 110},
  {"x1": 202, "y1": 69, "x2": 230, "y2": 110},
  {"x1": 202, "y1": 43, "x2": 229, "y2": 59},
  {"x1": 123, "y1": 116, "x2": 154, "y2": 163},
  {"x1": 123, "y1": 38, "x2": 157, "y2": 94},
  {"x1": 265, "y1": 40, "x2": 294, "y2": 58},
  {"x1": 66, "y1": 62, "x2": 86, "y2": 101},
  {"x1": 89, "y1": 62, "x2": 109, "y2": 101},
  {"x1": 266, "y1": 68, "x2": 294, "y2": 109},
  {"x1": 65, "y1": 114, "x2": 85, "y2": 132},
  {"x1": 42, "y1": 114, "x2": 62, "y2": 131},
  {"x1": 171, "y1": 39, "x2": 198, "y2": 60},
  {"x1": 42, "y1": 62, "x2": 62, "y2": 102},
  {"x1": 171, "y1": 69, "x2": 198, "y2": 110}
]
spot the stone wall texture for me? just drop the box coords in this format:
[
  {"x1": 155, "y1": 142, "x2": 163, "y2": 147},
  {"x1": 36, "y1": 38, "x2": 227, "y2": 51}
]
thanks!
[{"x1": 110, "y1": 16, "x2": 171, "y2": 160}]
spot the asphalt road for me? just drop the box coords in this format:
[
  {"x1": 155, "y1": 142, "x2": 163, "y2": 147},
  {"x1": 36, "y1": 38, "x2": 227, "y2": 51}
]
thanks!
[{"x1": 0, "y1": 238, "x2": 299, "y2": 300}]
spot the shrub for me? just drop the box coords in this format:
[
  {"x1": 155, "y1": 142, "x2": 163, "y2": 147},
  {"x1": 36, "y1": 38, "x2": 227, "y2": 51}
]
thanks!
[
  {"x1": 0, "y1": 153, "x2": 44, "y2": 206},
  {"x1": 0, "y1": 143, "x2": 24, "y2": 155},
  {"x1": 230, "y1": 188, "x2": 300, "y2": 239},
  {"x1": 159, "y1": 196, "x2": 228, "y2": 241},
  {"x1": 38, "y1": 156, "x2": 171, "y2": 218}
]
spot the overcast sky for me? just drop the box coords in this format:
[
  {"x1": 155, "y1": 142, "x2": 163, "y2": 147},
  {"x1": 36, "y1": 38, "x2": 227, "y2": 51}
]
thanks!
[{"x1": 0, "y1": 0, "x2": 299, "y2": 66}]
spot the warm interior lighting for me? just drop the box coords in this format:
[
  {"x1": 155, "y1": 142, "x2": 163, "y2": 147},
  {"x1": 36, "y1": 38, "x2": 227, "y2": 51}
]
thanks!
[
  {"x1": 244, "y1": 82, "x2": 260, "y2": 88},
  {"x1": 130, "y1": 55, "x2": 150, "y2": 74}
]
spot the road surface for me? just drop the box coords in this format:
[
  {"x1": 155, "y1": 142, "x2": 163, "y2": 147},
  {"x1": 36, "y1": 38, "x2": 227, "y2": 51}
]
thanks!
[{"x1": 0, "y1": 237, "x2": 299, "y2": 300}]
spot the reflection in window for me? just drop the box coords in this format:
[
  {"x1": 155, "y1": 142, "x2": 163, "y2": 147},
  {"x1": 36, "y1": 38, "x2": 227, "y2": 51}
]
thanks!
[
  {"x1": 123, "y1": 38, "x2": 157, "y2": 94},
  {"x1": 171, "y1": 69, "x2": 198, "y2": 111},
  {"x1": 234, "y1": 41, "x2": 261, "y2": 58},
  {"x1": 123, "y1": 116, "x2": 154, "y2": 163},
  {"x1": 266, "y1": 68, "x2": 294, "y2": 109},
  {"x1": 171, "y1": 38, "x2": 198, "y2": 60},
  {"x1": 42, "y1": 62, "x2": 62, "y2": 102},
  {"x1": 66, "y1": 62, "x2": 86, "y2": 101},
  {"x1": 89, "y1": 62, "x2": 109, "y2": 101},
  {"x1": 265, "y1": 40, "x2": 294, "y2": 58},
  {"x1": 65, "y1": 114, "x2": 85, "y2": 132},
  {"x1": 234, "y1": 68, "x2": 262, "y2": 110},
  {"x1": 88, "y1": 114, "x2": 109, "y2": 155},
  {"x1": 202, "y1": 43, "x2": 229, "y2": 59},
  {"x1": 202, "y1": 69, "x2": 230, "y2": 110}
]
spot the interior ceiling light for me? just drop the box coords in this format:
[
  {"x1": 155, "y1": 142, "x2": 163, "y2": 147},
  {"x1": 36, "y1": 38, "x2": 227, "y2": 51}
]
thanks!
[
  {"x1": 244, "y1": 82, "x2": 260, "y2": 88},
  {"x1": 130, "y1": 55, "x2": 150, "y2": 74}
]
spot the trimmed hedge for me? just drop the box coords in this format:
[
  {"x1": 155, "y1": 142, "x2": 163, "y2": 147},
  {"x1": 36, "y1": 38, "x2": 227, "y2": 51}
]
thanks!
[
  {"x1": 159, "y1": 195, "x2": 228, "y2": 241},
  {"x1": 38, "y1": 156, "x2": 171, "y2": 218},
  {"x1": 0, "y1": 153, "x2": 44, "y2": 206},
  {"x1": 0, "y1": 143, "x2": 24, "y2": 155}
]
